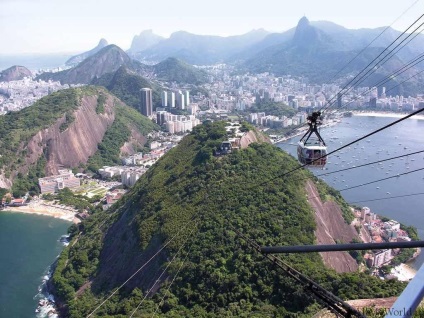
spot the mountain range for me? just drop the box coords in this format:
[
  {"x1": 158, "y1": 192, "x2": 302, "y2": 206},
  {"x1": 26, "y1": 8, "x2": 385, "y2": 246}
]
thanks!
[
  {"x1": 65, "y1": 38, "x2": 109, "y2": 67},
  {"x1": 127, "y1": 18, "x2": 424, "y2": 67},
  {"x1": 129, "y1": 29, "x2": 270, "y2": 64},
  {"x1": 37, "y1": 45, "x2": 207, "y2": 87},
  {"x1": 242, "y1": 17, "x2": 422, "y2": 86},
  {"x1": 122, "y1": 17, "x2": 424, "y2": 89},
  {"x1": 8, "y1": 16, "x2": 423, "y2": 95}
]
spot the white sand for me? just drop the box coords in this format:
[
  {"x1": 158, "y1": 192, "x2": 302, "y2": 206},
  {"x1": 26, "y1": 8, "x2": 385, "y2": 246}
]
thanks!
[
  {"x1": 3, "y1": 201, "x2": 80, "y2": 223},
  {"x1": 391, "y1": 263, "x2": 417, "y2": 281}
]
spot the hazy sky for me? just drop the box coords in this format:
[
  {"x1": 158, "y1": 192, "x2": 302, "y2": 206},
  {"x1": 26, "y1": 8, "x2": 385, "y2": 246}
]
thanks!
[{"x1": 0, "y1": 0, "x2": 422, "y2": 54}]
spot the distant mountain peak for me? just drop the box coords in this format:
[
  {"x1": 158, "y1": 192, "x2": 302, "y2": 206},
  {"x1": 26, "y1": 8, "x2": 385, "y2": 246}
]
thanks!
[
  {"x1": 98, "y1": 38, "x2": 108, "y2": 46},
  {"x1": 292, "y1": 16, "x2": 323, "y2": 48},
  {"x1": 38, "y1": 44, "x2": 135, "y2": 85},
  {"x1": 0, "y1": 65, "x2": 32, "y2": 82},
  {"x1": 66, "y1": 38, "x2": 109, "y2": 66},
  {"x1": 128, "y1": 30, "x2": 164, "y2": 53},
  {"x1": 298, "y1": 16, "x2": 310, "y2": 28}
]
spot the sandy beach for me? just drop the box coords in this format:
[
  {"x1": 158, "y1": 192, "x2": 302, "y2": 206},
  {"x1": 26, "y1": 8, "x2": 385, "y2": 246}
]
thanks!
[
  {"x1": 353, "y1": 111, "x2": 424, "y2": 120},
  {"x1": 3, "y1": 201, "x2": 80, "y2": 223},
  {"x1": 391, "y1": 263, "x2": 417, "y2": 281}
]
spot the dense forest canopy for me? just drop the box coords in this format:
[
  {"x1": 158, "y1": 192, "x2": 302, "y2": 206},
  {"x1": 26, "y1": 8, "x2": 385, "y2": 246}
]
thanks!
[{"x1": 52, "y1": 122, "x2": 406, "y2": 317}]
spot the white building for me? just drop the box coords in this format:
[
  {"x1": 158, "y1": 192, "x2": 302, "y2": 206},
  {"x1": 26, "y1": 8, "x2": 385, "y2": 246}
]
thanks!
[
  {"x1": 176, "y1": 91, "x2": 185, "y2": 109},
  {"x1": 169, "y1": 91, "x2": 175, "y2": 108},
  {"x1": 184, "y1": 90, "x2": 190, "y2": 105},
  {"x1": 161, "y1": 91, "x2": 168, "y2": 107}
]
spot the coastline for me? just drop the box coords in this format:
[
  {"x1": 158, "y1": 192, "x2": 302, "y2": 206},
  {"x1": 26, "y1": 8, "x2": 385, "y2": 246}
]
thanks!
[
  {"x1": 352, "y1": 111, "x2": 424, "y2": 120},
  {"x1": 2, "y1": 202, "x2": 80, "y2": 223},
  {"x1": 392, "y1": 263, "x2": 417, "y2": 281}
]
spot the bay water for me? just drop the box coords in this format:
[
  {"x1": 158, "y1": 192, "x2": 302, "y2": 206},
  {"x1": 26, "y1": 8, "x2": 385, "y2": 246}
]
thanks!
[
  {"x1": 277, "y1": 114, "x2": 424, "y2": 269},
  {"x1": 0, "y1": 213, "x2": 70, "y2": 318},
  {"x1": 0, "y1": 114, "x2": 423, "y2": 318},
  {"x1": 0, "y1": 54, "x2": 72, "y2": 72}
]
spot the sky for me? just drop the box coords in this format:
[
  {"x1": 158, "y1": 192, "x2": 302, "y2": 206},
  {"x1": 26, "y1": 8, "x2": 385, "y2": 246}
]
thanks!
[{"x1": 0, "y1": 0, "x2": 422, "y2": 55}]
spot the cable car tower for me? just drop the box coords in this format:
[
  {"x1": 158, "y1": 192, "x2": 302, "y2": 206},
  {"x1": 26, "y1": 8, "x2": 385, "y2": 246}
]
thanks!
[{"x1": 297, "y1": 111, "x2": 327, "y2": 168}]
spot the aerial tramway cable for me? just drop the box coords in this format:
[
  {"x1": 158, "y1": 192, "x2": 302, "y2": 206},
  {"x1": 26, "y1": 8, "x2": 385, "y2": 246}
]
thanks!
[
  {"x1": 338, "y1": 166, "x2": 424, "y2": 192},
  {"x1": 230, "y1": 225, "x2": 367, "y2": 318},
  {"x1": 322, "y1": 33, "x2": 424, "y2": 113},
  {"x1": 278, "y1": 46, "x2": 424, "y2": 148},
  {"x1": 86, "y1": 217, "x2": 198, "y2": 318},
  {"x1": 319, "y1": 12, "x2": 424, "y2": 113},
  {"x1": 291, "y1": 150, "x2": 424, "y2": 182},
  {"x1": 129, "y1": 225, "x2": 198, "y2": 318},
  {"x1": 348, "y1": 191, "x2": 424, "y2": 204},
  {"x1": 329, "y1": 0, "x2": 421, "y2": 81},
  {"x1": 255, "y1": 108, "x2": 424, "y2": 189},
  {"x1": 151, "y1": 235, "x2": 197, "y2": 317}
]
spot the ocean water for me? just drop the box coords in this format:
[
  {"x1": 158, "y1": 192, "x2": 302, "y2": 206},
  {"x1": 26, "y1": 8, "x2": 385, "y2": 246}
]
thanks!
[
  {"x1": 277, "y1": 115, "x2": 424, "y2": 270},
  {"x1": 0, "y1": 213, "x2": 70, "y2": 318},
  {"x1": 0, "y1": 54, "x2": 73, "y2": 72}
]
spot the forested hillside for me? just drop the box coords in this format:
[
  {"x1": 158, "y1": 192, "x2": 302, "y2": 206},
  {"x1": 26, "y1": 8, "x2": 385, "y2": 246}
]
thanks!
[
  {"x1": 0, "y1": 86, "x2": 157, "y2": 195},
  {"x1": 52, "y1": 122, "x2": 405, "y2": 317}
]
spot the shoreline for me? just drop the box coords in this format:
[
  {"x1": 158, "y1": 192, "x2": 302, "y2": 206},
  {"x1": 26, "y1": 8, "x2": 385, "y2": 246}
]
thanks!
[
  {"x1": 392, "y1": 263, "x2": 417, "y2": 281},
  {"x1": 2, "y1": 204, "x2": 80, "y2": 223}
]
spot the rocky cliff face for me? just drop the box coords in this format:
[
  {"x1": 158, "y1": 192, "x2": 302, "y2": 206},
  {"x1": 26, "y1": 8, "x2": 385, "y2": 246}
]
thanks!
[
  {"x1": 240, "y1": 129, "x2": 270, "y2": 148},
  {"x1": 0, "y1": 87, "x2": 154, "y2": 188},
  {"x1": 0, "y1": 65, "x2": 32, "y2": 82},
  {"x1": 25, "y1": 94, "x2": 115, "y2": 175}
]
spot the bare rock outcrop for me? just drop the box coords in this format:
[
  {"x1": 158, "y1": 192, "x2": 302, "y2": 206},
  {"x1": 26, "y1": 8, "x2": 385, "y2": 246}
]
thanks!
[
  {"x1": 0, "y1": 65, "x2": 32, "y2": 82},
  {"x1": 23, "y1": 94, "x2": 115, "y2": 175},
  {"x1": 240, "y1": 129, "x2": 270, "y2": 148},
  {"x1": 306, "y1": 180, "x2": 359, "y2": 273},
  {"x1": 0, "y1": 88, "x2": 151, "y2": 188}
]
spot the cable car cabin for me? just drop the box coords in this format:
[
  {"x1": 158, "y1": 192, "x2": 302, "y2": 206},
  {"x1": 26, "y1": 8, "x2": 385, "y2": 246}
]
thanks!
[
  {"x1": 297, "y1": 143, "x2": 327, "y2": 167},
  {"x1": 297, "y1": 111, "x2": 328, "y2": 168}
]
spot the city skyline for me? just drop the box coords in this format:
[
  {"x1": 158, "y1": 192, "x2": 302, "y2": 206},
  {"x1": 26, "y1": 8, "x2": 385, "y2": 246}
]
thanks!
[{"x1": 0, "y1": 0, "x2": 421, "y2": 55}]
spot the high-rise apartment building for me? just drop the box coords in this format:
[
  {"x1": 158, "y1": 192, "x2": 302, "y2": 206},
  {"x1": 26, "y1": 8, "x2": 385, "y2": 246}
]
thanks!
[
  {"x1": 169, "y1": 91, "x2": 175, "y2": 108},
  {"x1": 184, "y1": 90, "x2": 190, "y2": 105},
  {"x1": 161, "y1": 91, "x2": 168, "y2": 107},
  {"x1": 176, "y1": 91, "x2": 185, "y2": 110},
  {"x1": 140, "y1": 88, "x2": 153, "y2": 117}
]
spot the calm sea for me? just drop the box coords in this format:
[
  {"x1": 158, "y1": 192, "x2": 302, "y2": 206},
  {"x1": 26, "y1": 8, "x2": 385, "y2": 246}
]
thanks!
[
  {"x1": 277, "y1": 115, "x2": 424, "y2": 270},
  {"x1": 0, "y1": 213, "x2": 70, "y2": 318},
  {"x1": 0, "y1": 54, "x2": 73, "y2": 72}
]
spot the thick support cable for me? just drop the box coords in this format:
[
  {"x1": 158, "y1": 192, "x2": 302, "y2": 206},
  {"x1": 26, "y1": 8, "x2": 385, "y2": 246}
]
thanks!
[
  {"x1": 261, "y1": 241, "x2": 424, "y2": 254},
  {"x1": 231, "y1": 226, "x2": 366, "y2": 318}
]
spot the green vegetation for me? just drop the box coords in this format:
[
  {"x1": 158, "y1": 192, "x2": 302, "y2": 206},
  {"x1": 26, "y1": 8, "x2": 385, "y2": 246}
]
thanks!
[
  {"x1": 401, "y1": 224, "x2": 419, "y2": 241},
  {"x1": 92, "y1": 66, "x2": 162, "y2": 109},
  {"x1": 96, "y1": 92, "x2": 106, "y2": 114},
  {"x1": 43, "y1": 187, "x2": 94, "y2": 212},
  {"x1": 86, "y1": 101, "x2": 157, "y2": 172},
  {"x1": 0, "y1": 86, "x2": 157, "y2": 195},
  {"x1": 59, "y1": 111, "x2": 76, "y2": 132},
  {"x1": 11, "y1": 156, "x2": 46, "y2": 197},
  {"x1": 153, "y1": 57, "x2": 208, "y2": 85},
  {"x1": 248, "y1": 100, "x2": 297, "y2": 118},
  {"x1": 52, "y1": 123, "x2": 405, "y2": 317},
  {"x1": 0, "y1": 187, "x2": 8, "y2": 199},
  {"x1": 0, "y1": 88, "x2": 82, "y2": 172}
]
